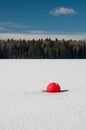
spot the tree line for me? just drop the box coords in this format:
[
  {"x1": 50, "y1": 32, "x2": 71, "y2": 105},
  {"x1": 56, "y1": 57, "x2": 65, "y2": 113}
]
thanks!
[{"x1": 0, "y1": 38, "x2": 86, "y2": 59}]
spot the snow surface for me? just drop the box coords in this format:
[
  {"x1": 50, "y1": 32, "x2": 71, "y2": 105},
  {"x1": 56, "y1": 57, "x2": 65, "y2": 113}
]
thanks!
[{"x1": 0, "y1": 60, "x2": 86, "y2": 130}]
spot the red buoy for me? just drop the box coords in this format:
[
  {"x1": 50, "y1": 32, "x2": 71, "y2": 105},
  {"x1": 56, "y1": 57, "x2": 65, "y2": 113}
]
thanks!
[{"x1": 46, "y1": 82, "x2": 61, "y2": 93}]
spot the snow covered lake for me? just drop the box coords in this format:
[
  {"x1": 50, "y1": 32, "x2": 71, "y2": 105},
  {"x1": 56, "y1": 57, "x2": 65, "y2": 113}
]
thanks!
[{"x1": 0, "y1": 60, "x2": 86, "y2": 130}]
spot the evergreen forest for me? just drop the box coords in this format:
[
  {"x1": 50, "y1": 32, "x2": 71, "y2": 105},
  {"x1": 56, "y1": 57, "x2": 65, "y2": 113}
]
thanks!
[{"x1": 0, "y1": 38, "x2": 86, "y2": 59}]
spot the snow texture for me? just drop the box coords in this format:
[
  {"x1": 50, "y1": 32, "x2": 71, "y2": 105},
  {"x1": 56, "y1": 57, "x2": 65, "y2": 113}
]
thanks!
[{"x1": 0, "y1": 60, "x2": 86, "y2": 130}]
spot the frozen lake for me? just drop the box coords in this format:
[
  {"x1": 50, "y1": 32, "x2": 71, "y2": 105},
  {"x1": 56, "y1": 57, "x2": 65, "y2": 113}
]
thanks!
[{"x1": 0, "y1": 60, "x2": 86, "y2": 130}]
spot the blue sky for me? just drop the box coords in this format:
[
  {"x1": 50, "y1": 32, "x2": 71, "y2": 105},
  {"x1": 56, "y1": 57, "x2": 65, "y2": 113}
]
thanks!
[{"x1": 0, "y1": 0, "x2": 86, "y2": 34}]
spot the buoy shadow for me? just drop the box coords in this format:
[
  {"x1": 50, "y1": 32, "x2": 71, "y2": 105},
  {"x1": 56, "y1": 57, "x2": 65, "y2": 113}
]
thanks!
[
  {"x1": 42, "y1": 90, "x2": 46, "y2": 92},
  {"x1": 61, "y1": 90, "x2": 69, "y2": 93},
  {"x1": 42, "y1": 90, "x2": 69, "y2": 93}
]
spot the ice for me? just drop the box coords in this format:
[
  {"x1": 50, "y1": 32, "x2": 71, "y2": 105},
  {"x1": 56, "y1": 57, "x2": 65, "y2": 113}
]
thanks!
[{"x1": 0, "y1": 60, "x2": 86, "y2": 130}]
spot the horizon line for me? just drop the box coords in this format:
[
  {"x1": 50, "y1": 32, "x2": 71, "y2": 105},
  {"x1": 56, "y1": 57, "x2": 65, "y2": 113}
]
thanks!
[{"x1": 0, "y1": 33, "x2": 86, "y2": 40}]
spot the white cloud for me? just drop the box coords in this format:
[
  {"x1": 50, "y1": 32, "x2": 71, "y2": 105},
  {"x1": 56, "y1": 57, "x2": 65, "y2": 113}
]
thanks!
[
  {"x1": 27, "y1": 30, "x2": 52, "y2": 34},
  {"x1": 0, "y1": 27, "x2": 6, "y2": 30},
  {"x1": 11, "y1": 24, "x2": 27, "y2": 29},
  {"x1": 0, "y1": 21, "x2": 28, "y2": 30},
  {"x1": 50, "y1": 7, "x2": 77, "y2": 16},
  {"x1": 0, "y1": 33, "x2": 85, "y2": 41},
  {"x1": 0, "y1": 22, "x2": 13, "y2": 25}
]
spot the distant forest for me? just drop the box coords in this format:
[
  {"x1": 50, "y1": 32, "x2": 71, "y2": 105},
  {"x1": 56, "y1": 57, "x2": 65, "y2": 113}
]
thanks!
[{"x1": 0, "y1": 38, "x2": 86, "y2": 59}]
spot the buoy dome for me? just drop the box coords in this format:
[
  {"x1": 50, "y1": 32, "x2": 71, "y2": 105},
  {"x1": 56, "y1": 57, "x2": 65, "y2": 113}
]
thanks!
[{"x1": 46, "y1": 82, "x2": 61, "y2": 92}]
